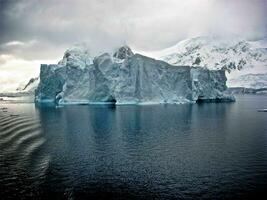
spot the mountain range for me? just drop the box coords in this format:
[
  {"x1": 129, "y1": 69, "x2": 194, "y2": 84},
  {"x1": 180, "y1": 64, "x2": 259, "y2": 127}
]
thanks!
[{"x1": 141, "y1": 36, "x2": 267, "y2": 90}]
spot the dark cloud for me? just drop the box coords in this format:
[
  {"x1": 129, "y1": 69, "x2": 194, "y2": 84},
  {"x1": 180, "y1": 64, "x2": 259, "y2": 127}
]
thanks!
[
  {"x1": 0, "y1": 0, "x2": 266, "y2": 61},
  {"x1": 0, "y1": 0, "x2": 266, "y2": 91}
]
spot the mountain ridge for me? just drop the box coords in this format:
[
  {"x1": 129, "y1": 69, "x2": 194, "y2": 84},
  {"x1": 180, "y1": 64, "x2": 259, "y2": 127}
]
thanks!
[{"x1": 139, "y1": 36, "x2": 267, "y2": 89}]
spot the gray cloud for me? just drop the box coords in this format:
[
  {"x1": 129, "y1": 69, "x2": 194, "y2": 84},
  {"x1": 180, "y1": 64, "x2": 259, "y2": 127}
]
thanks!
[{"x1": 0, "y1": 0, "x2": 267, "y2": 61}]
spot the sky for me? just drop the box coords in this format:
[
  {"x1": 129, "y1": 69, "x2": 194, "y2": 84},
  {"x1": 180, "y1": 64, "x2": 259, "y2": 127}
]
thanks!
[{"x1": 0, "y1": 0, "x2": 267, "y2": 92}]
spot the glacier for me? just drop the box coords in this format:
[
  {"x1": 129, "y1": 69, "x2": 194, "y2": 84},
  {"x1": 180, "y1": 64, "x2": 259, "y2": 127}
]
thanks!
[{"x1": 35, "y1": 45, "x2": 234, "y2": 105}]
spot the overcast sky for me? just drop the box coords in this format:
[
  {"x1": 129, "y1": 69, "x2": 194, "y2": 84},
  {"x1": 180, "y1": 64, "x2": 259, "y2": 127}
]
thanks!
[{"x1": 0, "y1": 0, "x2": 267, "y2": 91}]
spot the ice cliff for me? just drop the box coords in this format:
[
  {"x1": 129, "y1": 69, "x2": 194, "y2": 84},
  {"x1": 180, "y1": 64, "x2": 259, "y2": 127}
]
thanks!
[{"x1": 35, "y1": 45, "x2": 234, "y2": 105}]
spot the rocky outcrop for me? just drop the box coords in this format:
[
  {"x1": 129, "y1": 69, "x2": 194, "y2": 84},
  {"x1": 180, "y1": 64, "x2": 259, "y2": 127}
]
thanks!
[{"x1": 35, "y1": 45, "x2": 234, "y2": 105}]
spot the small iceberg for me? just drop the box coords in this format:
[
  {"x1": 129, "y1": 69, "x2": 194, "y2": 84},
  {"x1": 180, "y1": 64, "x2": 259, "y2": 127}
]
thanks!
[{"x1": 257, "y1": 109, "x2": 267, "y2": 112}]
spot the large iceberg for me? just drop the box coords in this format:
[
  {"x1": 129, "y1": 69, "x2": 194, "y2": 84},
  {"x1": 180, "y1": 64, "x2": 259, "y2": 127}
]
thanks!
[{"x1": 35, "y1": 45, "x2": 234, "y2": 105}]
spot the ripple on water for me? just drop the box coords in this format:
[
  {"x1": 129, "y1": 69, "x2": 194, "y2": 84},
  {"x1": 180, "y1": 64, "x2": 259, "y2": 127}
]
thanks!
[
  {"x1": 2, "y1": 127, "x2": 42, "y2": 153},
  {"x1": 0, "y1": 115, "x2": 22, "y2": 124},
  {"x1": 0, "y1": 117, "x2": 37, "y2": 134},
  {"x1": 0, "y1": 111, "x2": 50, "y2": 195},
  {"x1": 0, "y1": 122, "x2": 41, "y2": 141},
  {"x1": 1, "y1": 96, "x2": 267, "y2": 199}
]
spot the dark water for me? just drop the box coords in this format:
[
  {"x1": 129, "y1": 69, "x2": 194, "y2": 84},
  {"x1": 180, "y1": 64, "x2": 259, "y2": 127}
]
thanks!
[{"x1": 0, "y1": 95, "x2": 267, "y2": 199}]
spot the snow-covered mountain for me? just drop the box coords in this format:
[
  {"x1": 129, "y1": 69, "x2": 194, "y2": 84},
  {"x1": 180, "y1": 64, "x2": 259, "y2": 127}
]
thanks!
[
  {"x1": 228, "y1": 73, "x2": 267, "y2": 89},
  {"x1": 16, "y1": 77, "x2": 39, "y2": 93},
  {"x1": 142, "y1": 36, "x2": 267, "y2": 89},
  {"x1": 0, "y1": 77, "x2": 39, "y2": 102}
]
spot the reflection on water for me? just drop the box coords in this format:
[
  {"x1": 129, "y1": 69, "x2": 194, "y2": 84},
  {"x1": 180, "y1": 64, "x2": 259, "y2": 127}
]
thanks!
[{"x1": 1, "y1": 95, "x2": 267, "y2": 199}]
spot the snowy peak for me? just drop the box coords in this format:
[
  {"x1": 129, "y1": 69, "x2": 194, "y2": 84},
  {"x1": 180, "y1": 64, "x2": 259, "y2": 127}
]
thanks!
[{"x1": 154, "y1": 36, "x2": 267, "y2": 71}]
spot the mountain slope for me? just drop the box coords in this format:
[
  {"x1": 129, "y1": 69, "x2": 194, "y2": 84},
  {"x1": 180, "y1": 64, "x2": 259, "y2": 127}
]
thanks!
[
  {"x1": 16, "y1": 77, "x2": 39, "y2": 93},
  {"x1": 143, "y1": 36, "x2": 267, "y2": 89}
]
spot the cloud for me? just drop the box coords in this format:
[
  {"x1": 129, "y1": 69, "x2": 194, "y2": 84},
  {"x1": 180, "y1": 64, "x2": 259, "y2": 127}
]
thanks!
[
  {"x1": 1, "y1": 0, "x2": 266, "y2": 54},
  {"x1": 0, "y1": 0, "x2": 266, "y2": 91},
  {"x1": 0, "y1": 39, "x2": 66, "y2": 61},
  {"x1": 0, "y1": 55, "x2": 57, "y2": 92}
]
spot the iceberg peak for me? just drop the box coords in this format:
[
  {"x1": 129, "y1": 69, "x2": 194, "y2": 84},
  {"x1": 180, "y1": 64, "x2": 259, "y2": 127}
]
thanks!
[{"x1": 113, "y1": 45, "x2": 134, "y2": 60}]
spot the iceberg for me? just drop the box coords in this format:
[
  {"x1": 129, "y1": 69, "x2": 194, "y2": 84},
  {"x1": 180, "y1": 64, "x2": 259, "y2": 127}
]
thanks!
[{"x1": 35, "y1": 45, "x2": 234, "y2": 105}]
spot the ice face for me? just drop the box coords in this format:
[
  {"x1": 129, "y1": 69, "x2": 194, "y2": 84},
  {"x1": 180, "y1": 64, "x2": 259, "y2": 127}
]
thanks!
[{"x1": 35, "y1": 46, "x2": 234, "y2": 105}]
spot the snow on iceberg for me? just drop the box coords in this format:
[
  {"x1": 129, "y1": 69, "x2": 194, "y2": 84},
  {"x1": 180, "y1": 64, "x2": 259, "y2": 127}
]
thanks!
[{"x1": 35, "y1": 45, "x2": 234, "y2": 105}]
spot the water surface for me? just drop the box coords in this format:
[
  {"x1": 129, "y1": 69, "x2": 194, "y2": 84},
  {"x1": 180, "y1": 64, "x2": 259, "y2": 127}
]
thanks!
[{"x1": 1, "y1": 95, "x2": 267, "y2": 199}]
